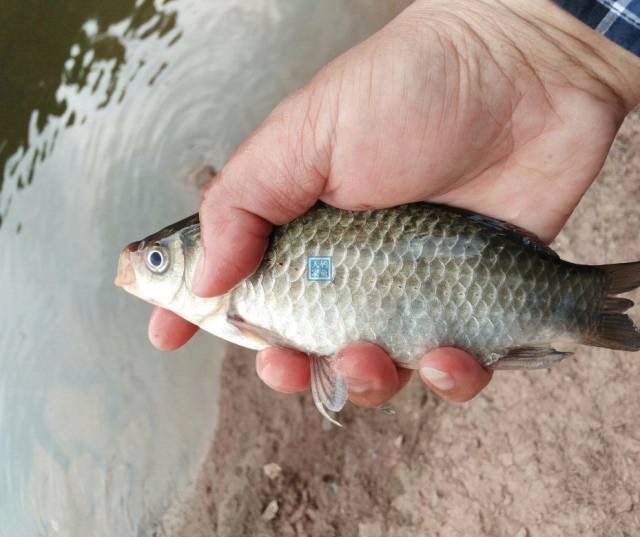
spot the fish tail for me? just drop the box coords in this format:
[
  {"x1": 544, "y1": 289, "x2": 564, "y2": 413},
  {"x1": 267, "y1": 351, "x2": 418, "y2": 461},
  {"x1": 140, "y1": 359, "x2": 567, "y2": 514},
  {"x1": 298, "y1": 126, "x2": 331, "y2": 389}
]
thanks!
[
  {"x1": 582, "y1": 261, "x2": 640, "y2": 351},
  {"x1": 599, "y1": 261, "x2": 640, "y2": 294}
]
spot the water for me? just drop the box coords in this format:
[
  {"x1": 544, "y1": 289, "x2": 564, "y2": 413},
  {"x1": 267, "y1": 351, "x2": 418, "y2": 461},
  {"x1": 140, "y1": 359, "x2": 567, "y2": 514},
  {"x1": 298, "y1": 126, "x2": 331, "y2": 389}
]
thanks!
[{"x1": 0, "y1": 1, "x2": 407, "y2": 535}]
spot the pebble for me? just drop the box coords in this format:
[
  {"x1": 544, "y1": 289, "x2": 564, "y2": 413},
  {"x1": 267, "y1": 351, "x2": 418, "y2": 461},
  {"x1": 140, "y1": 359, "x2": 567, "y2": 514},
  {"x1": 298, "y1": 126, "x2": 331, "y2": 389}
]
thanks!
[
  {"x1": 263, "y1": 462, "x2": 282, "y2": 480},
  {"x1": 261, "y1": 499, "x2": 279, "y2": 521}
]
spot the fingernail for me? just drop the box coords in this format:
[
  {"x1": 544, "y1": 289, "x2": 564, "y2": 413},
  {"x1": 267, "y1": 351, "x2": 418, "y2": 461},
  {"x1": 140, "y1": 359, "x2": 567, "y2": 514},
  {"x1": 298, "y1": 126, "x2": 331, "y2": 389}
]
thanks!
[
  {"x1": 420, "y1": 366, "x2": 455, "y2": 391},
  {"x1": 257, "y1": 362, "x2": 280, "y2": 388},
  {"x1": 344, "y1": 377, "x2": 373, "y2": 394}
]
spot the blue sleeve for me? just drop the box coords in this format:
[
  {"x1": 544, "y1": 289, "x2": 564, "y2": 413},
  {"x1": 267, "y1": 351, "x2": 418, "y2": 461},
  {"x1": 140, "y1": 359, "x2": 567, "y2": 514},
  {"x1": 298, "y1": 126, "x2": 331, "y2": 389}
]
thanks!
[{"x1": 553, "y1": 0, "x2": 640, "y2": 56}]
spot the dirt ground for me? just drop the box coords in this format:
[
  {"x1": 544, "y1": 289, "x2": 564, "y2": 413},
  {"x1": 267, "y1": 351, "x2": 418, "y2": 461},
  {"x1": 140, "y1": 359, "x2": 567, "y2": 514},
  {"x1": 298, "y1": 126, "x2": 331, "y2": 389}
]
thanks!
[{"x1": 166, "y1": 112, "x2": 640, "y2": 537}]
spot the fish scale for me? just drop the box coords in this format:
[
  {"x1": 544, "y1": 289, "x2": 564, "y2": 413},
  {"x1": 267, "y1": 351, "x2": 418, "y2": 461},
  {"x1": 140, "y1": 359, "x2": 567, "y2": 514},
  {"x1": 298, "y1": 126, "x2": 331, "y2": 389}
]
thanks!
[
  {"x1": 226, "y1": 204, "x2": 598, "y2": 365},
  {"x1": 116, "y1": 202, "x2": 640, "y2": 422}
]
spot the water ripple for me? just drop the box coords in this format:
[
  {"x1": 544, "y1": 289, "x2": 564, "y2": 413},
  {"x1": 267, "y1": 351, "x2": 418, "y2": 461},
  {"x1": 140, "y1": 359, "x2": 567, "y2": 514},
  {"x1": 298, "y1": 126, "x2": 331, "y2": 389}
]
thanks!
[{"x1": 0, "y1": 1, "x2": 408, "y2": 535}]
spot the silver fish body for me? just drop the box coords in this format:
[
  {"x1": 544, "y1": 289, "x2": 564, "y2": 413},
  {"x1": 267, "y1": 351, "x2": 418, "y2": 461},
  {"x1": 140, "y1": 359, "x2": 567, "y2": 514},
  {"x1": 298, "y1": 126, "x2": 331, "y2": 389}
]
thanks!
[
  {"x1": 116, "y1": 203, "x2": 640, "y2": 420},
  {"x1": 231, "y1": 204, "x2": 604, "y2": 366}
]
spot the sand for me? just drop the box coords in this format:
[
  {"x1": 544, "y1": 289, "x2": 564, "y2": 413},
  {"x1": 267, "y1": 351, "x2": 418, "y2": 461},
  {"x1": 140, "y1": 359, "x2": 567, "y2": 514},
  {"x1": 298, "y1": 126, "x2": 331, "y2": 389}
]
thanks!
[{"x1": 165, "y1": 111, "x2": 640, "y2": 537}]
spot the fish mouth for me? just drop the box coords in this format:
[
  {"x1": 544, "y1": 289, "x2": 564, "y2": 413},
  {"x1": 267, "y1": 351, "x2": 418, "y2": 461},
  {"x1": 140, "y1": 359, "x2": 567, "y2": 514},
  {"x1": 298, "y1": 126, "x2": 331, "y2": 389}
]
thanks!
[{"x1": 114, "y1": 246, "x2": 136, "y2": 289}]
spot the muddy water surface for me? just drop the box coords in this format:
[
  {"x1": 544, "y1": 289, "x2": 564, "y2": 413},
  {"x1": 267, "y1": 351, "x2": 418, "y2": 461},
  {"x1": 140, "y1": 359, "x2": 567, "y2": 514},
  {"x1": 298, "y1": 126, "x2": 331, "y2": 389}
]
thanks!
[{"x1": 0, "y1": 2, "x2": 407, "y2": 535}]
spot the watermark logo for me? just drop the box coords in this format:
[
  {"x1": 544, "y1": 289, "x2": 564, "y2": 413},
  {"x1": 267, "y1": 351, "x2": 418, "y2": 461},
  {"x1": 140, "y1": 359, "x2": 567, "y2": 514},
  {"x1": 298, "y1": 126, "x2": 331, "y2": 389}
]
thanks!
[{"x1": 307, "y1": 256, "x2": 332, "y2": 282}]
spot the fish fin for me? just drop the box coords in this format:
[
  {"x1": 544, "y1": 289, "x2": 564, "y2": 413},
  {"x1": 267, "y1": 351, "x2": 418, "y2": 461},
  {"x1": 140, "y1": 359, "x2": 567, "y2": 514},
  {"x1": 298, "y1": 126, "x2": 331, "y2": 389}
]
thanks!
[
  {"x1": 601, "y1": 296, "x2": 635, "y2": 313},
  {"x1": 491, "y1": 346, "x2": 572, "y2": 370},
  {"x1": 310, "y1": 355, "x2": 348, "y2": 427},
  {"x1": 581, "y1": 261, "x2": 640, "y2": 351},
  {"x1": 227, "y1": 315, "x2": 349, "y2": 424},
  {"x1": 435, "y1": 204, "x2": 559, "y2": 260},
  {"x1": 598, "y1": 260, "x2": 640, "y2": 294},
  {"x1": 582, "y1": 314, "x2": 640, "y2": 351},
  {"x1": 227, "y1": 314, "x2": 300, "y2": 350},
  {"x1": 377, "y1": 402, "x2": 396, "y2": 415}
]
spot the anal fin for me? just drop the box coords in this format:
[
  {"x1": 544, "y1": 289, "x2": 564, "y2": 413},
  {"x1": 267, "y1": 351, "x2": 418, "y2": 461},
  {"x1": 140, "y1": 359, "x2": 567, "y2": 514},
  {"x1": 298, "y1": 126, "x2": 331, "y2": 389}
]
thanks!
[
  {"x1": 491, "y1": 346, "x2": 572, "y2": 370},
  {"x1": 311, "y1": 355, "x2": 348, "y2": 426}
]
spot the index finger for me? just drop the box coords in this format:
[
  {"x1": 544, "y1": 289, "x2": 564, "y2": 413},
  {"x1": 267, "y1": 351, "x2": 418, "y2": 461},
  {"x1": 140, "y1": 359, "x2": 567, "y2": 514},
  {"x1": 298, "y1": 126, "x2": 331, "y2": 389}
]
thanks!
[{"x1": 148, "y1": 307, "x2": 199, "y2": 350}]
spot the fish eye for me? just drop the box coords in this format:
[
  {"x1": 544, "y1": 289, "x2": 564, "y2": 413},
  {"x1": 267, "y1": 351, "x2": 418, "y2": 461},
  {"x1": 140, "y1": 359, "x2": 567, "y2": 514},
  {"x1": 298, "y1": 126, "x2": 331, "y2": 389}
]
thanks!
[{"x1": 145, "y1": 245, "x2": 170, "y2": 273}]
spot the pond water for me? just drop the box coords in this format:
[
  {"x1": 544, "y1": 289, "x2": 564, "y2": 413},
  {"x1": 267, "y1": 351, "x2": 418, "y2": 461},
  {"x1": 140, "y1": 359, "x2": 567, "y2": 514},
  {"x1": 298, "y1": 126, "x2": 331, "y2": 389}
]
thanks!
[{"x1": 0, "y1": 1, "x2": 407, "y2": 535}]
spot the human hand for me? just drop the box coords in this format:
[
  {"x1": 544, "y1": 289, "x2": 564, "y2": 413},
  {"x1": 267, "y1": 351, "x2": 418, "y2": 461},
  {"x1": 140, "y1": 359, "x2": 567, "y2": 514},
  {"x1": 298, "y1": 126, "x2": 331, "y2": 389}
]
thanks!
[{"x1": 149, "y1": 0, "x2": 640, "y2": 407}]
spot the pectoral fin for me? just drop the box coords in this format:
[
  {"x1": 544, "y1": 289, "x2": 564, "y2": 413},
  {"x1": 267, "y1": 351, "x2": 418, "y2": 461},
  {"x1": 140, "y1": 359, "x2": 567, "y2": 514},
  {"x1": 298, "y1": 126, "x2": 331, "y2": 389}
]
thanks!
[
  {"x1": 227, "y1": 315, "x2": 300, "y2": 350},
  {"x1": 228, "y1": 315, "x2": 349, "y2": 425},
  {"x1": 491, "y1": 345, "x2": 571, "y2": 370}
]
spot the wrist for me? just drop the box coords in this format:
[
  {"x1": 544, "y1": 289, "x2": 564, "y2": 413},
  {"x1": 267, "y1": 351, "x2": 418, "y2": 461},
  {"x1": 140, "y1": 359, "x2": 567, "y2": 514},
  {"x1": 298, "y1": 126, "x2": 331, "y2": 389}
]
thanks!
[
  {"x1": 499, "y1": 0, "x2": 640, "y2": 112},
  {"x1": 405, "y1": 0, "x2": 640, "y2": 113}
]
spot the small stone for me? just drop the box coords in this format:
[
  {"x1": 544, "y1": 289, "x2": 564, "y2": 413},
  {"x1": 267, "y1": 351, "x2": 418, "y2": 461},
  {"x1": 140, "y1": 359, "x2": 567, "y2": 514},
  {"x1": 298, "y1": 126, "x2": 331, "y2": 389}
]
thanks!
[
  {"x1": 393, "y1": 434, "x2": 404, "y2": 448},
  {"x1": 261, "y1": 499, "x2": 279, "y2": 521},
  {"x1": 358, "y1": 521, "x2": 384, "y2": 537},
  {"x1": 263, "y1": 462, "x2": 282, "y2": 480},
  {"x1": 514, "y1": 528, "x2": 528, "y2": 537},
  {"x1": 322, "y1": 473, "x2": 340, "y2": 495}
]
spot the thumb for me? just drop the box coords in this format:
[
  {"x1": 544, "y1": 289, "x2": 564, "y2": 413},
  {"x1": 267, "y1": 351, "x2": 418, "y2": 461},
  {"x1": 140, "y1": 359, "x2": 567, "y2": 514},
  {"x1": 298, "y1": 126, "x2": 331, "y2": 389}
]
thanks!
[{"x1": 193, "y1": 88, "x2": 334, "y2": 297}]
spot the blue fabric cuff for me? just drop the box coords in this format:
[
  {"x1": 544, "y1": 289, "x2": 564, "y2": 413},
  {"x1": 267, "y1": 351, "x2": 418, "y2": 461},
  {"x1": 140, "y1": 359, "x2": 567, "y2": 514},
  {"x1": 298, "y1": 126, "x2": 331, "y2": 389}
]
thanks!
[{"x1": 554, "y1": 0, "x2": 640, "y2": 56}]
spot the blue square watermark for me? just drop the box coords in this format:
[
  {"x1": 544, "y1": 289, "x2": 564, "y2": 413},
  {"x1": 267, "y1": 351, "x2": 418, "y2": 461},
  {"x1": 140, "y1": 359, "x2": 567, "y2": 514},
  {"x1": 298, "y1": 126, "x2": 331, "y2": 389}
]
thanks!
[{"x1": 307, "y1": 256, "x2": 333, "y2": 282}]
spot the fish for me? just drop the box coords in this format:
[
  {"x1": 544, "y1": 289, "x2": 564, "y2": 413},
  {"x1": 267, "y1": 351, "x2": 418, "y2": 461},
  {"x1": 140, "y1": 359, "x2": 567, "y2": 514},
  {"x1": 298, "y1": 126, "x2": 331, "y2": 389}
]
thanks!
[{"x1": 115, "y1": 202, "x2": 640, "y2": 423}]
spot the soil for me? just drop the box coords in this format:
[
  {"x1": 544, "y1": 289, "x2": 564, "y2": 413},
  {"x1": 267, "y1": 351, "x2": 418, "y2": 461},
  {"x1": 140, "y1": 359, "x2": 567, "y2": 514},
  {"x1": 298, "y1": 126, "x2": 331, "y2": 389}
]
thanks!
[{"x1": 166, "y1": 111, "x2": 640, "y2": 537}]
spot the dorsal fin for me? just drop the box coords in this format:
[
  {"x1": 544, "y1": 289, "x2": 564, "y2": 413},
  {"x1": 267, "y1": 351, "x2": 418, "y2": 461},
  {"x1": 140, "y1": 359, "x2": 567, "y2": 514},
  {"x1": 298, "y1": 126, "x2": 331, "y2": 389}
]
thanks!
[{"x1": 427, "y1": 203, "x2": 559, "y2": 260}]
